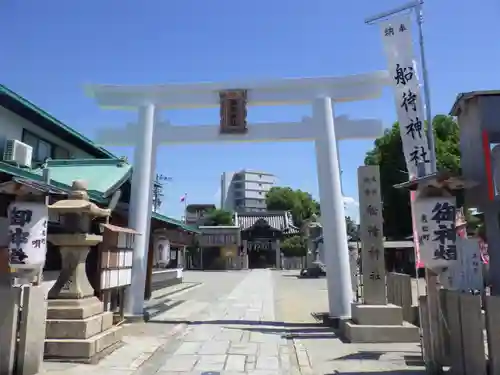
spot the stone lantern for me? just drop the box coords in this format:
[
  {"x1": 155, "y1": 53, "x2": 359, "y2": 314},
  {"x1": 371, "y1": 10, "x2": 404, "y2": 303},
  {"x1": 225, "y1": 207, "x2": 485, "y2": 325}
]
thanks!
[
  {"x1": 47, "y1": 180, "x2": 111, "y2": 299},
  {"x1": 44, "y1": 180, "x2": 122, "y2": 363}
]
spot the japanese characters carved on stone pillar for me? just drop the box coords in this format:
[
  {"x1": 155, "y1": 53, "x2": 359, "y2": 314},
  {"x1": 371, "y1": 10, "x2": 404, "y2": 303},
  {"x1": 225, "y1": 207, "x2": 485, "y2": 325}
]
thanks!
[{"x1": 358, "y1": 166, "x2": 386, "y2": 305}]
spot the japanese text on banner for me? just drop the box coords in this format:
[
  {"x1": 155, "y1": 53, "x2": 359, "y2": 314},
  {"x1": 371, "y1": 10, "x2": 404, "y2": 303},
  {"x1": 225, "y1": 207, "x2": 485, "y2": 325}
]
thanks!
[
  {"x1": 380, "y1": 15, "x2": 431, "y2": 178},
  {"x1": 8, "y1": 201, "x2": 48, "y2": 268},
  {"x1": 414, "y1": 196, "x2": 457, "y2": 269}
]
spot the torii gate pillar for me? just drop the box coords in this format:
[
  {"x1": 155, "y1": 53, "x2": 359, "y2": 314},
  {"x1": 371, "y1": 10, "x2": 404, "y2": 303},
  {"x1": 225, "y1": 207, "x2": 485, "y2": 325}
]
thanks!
[
  {"x1": 313, "y1": 97, "x2": 352, "y2": 317},
  {"x1": 88, "y1": 72, "x2": 389, "y2": 320}
]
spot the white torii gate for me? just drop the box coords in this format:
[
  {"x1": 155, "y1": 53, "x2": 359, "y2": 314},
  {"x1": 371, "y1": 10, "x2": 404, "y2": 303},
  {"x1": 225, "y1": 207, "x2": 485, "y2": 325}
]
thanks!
[{"x1": 87, "y1": 72, "x2": 389, "y2": 320}]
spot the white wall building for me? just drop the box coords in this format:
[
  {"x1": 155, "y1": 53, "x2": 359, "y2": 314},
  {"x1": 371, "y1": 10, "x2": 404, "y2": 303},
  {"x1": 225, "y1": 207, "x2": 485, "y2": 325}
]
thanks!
[
  {"x1": 0, "y1": 87, "x2": 114, "y2": 163},
  {"x1": 221, "y1": 169, "x2": 276, "y2": 213}
]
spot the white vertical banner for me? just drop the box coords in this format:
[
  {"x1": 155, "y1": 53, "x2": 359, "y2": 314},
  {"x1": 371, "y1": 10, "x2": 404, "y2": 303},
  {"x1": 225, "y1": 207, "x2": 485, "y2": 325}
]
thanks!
[
  {"x1": 8, "y1": 201, "x2": 48, "y2": 268},
  {"x1": 380, "y1": 15, "x2": 431, "y2": 178}
]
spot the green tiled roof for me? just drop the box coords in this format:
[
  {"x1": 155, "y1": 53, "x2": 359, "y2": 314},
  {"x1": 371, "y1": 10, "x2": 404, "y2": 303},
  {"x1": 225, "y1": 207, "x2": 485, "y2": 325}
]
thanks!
[
  {"x1": 152, "y1": 212, "x2": 200, "y2": 234},
  {"x1": 0, "y1": 85, "x2": 115, "y2": 159},
  {"x1": 0, "y1": 160, "x2": 195, "y2": 232},
  {"x1": 32, "y1": 158, "x2": 132, "y2": 199}
]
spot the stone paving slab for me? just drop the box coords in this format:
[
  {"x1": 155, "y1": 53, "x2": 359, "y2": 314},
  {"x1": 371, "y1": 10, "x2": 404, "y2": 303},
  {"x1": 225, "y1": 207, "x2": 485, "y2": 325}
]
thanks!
[
  {"x1": 153, "y1": 269, "x2": 295, "y2": 374},
  {"x1": 39, "y1": 270, "x2": 294, "y2": 375},
  {"x1": 274, "y1": 270, "x2": 427, "y2": 374}
]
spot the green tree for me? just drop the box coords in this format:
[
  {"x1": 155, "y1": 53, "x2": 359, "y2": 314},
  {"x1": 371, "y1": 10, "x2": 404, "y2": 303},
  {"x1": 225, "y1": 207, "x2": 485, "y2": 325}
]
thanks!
[
  {"x1": 204, "y1": 209, "x2": 234, "y2": 226},
  {"x1": 266, "y1": 187, "x2": 319, "y2": 227},
  {"x1": 281, "y1": 235, "x2": 307, "y2": 258},
  {"x1": 364, "y1": 115, "x2": 460, "y2": 239}
]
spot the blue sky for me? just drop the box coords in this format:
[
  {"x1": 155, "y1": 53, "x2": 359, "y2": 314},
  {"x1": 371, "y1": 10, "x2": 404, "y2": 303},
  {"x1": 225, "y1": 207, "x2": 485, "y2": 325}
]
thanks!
[{"x1": 2, "y1": 0, "x2": 500, "y2": 221}]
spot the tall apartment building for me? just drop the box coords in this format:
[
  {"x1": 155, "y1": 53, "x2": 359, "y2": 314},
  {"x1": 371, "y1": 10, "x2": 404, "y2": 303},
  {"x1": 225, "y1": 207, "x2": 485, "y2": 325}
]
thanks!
[{"x1": 221, "y1": 170, "x2": 277, "y2": 212}]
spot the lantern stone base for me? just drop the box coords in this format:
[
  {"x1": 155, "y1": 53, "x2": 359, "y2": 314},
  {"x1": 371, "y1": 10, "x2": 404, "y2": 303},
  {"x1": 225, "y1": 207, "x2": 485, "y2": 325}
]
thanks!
[
  {"x1": 44, "y1": 297, "x2": 123, "y2": 363},
  {"x1": 341, "y1": 303, "x2": 420, "y2": 343}
]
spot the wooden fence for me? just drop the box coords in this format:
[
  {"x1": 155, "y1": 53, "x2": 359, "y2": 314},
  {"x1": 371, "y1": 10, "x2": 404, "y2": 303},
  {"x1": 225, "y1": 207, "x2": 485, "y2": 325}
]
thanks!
[
  {"x1": 0, "y1": 285, "x2": 46, "y2": 375},
  {"x1": 386, "y1": 272, "x2": 415, "y2": 323}
]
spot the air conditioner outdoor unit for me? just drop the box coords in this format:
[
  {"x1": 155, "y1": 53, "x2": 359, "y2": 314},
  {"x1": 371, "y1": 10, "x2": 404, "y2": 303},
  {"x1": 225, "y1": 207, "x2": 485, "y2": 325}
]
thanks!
[{"x1": 3, "y1": 139, "x2": 33, "y2": 168}]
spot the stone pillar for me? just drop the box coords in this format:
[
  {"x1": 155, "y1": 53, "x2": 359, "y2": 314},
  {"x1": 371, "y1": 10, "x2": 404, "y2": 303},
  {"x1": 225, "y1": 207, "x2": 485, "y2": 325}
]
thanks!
[
  {"x1": 275, "y1": 239, "x2": 281, "y2": 270},
  {"x1": 358, "y1": 166, "x2": 386, "y2": 305},
  {"x1": 313, "y1": 96, "x2": 353, "y2": 319}
]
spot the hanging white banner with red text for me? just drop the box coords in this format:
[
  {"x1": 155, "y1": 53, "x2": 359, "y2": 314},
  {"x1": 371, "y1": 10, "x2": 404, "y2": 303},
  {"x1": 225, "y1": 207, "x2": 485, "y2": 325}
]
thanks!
[{"x1": 380, "y1": 15, "x2": 431, "y2": 179}]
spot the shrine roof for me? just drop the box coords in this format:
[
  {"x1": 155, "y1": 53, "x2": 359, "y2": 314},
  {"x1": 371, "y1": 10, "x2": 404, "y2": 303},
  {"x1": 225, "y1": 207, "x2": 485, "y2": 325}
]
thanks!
[
  {"x1": 31, "y1": 158, "x2": 132, "y2": 199},
  {"x1": 237, "y1": 211, "x2": 300, "y2": 234},
  {"x1": 0, "y1": 159, "x2": 197, "y2": 234},
  {"x1": 450, "y1": 90, "x2": 500, "y2": 116},
  {"x1": 152, "y1": 212, "x2": 201, "y2": 234},
  {"x1": 0, "y1": 84, "x2": 115, "y2": 159}
]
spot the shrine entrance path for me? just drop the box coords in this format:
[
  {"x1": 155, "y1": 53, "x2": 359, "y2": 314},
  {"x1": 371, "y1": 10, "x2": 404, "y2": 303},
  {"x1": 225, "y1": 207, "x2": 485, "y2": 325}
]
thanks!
[{"x1": 41, "y1": 270, "x2": 426, "y2": 374}]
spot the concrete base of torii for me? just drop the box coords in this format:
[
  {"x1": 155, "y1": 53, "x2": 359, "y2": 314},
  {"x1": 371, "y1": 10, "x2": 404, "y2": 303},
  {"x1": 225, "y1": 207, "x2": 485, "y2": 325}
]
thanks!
[{"x1": 87, "y1": 72, "x2": 389, "y2": 320}]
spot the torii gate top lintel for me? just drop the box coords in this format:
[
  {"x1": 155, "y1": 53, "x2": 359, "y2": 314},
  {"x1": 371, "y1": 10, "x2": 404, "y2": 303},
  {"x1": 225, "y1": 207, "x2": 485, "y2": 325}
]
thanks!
[{"x1": 87, "y1": 70, "x2": 390, "y2": 109}]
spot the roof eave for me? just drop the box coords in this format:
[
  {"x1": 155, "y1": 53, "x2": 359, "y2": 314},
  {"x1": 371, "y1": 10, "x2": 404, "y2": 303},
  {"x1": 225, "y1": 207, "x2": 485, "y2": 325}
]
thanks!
[
  {"x1": 0, "y1": 86, "x2": 115, "y2": 159},
  {"x1": 102, "y1": 168, "x2": 133, "y2": 198},
  {"x1": 450, "y1": 90, "x2": 500, "y2": 116}
]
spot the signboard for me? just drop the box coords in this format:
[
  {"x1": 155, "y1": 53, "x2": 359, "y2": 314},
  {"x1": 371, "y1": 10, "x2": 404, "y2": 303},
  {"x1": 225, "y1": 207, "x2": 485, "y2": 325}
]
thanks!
[
  {"x1": 441, "y1": 238, "x2": 484, "y2": 292},
  {"x1": 414, "y1": 196, "x2": 457, "y2": 269},
  {"x1": 380, "y1": 15, "x2": 431, "y2": 178},
  {"x1": 357, "y1": 166, "x2": 386, "y2": 305},
  {"x1": 8, "y1": 201, "x2": 48, "y2": 268},
  {"x1": 219, "y1": 89, "x2": 248, "y2": 134}
]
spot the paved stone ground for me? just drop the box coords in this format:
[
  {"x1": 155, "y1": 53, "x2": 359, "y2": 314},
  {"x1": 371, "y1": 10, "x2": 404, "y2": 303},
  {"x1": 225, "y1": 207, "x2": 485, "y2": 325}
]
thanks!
[
  {"x1": 40, "y1": 270, "x2": 430, "y2": 374},
  {"x1": 40, "y1": 270, "x2": 295, "y2": 374},
  {"x1": 274, "y1": 270, "x2": 427, "y2": 374}
]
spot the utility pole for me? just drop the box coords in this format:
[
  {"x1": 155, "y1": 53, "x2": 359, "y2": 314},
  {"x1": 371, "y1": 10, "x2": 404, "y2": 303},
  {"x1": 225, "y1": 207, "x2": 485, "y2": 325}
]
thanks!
[{"x1": 152, "y1": 174, "x2": 172, "y2": 213}]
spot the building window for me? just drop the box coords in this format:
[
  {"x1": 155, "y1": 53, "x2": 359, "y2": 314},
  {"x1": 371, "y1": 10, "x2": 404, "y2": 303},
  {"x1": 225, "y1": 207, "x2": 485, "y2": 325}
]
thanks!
[{"x1": 22, "y1": 130, "x2": 70, "y2": 162}]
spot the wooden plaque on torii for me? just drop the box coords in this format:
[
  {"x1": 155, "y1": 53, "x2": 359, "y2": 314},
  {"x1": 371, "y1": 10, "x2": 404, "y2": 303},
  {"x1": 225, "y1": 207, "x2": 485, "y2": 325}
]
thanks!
[{"x1": 219, "y1": 89, "x2": 248, "y2": 134}]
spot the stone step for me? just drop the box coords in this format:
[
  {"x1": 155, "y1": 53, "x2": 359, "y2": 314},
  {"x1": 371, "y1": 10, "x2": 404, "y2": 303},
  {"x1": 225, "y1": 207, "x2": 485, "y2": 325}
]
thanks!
[
  {"x1": 342, "y1": 320, "x2": 420, "y2": 343},
  {"x1": 46, "y1": 311, "x2": 114, "y2": 340},
  {"x1": 45, "y1": 326, "x2": 123, "y2": 363},
  {"x1": 352, "y1": 303, "x2": 404, "y2": 326},
  {"x1": 47, "y1": 297, "x2": 104, "y2": 320}
]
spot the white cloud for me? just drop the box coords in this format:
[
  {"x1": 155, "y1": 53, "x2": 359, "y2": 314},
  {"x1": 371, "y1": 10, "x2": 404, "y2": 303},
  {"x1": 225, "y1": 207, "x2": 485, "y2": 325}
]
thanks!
[
  {"x1": 343, "y1": 196, "x2": 359, "y2": 207},
  {"x1": 343, "y1": 196, "x2": 360, "y2": 223}
]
